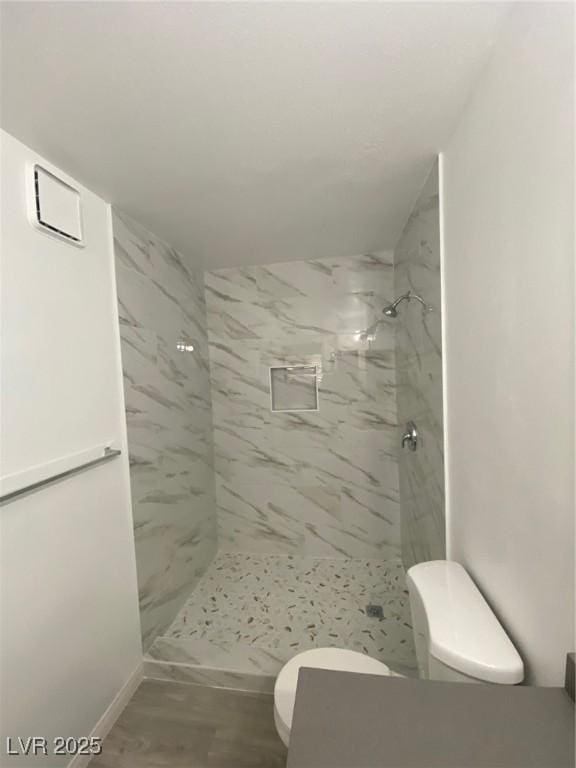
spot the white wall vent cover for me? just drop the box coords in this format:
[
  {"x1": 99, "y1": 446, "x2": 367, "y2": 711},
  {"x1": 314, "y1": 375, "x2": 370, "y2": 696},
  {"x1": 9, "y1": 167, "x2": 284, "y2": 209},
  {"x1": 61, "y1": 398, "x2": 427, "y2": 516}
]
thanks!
[{"x1": 29, "y1": 165, "x2": 84, "y2": 246}]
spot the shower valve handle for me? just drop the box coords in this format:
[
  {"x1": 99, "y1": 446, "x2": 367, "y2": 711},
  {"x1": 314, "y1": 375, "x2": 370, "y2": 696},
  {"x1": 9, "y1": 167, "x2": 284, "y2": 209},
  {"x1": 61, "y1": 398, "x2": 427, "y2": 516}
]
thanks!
[{"x1": 402, "y1": 421, "x2": 418, "y2": 451}]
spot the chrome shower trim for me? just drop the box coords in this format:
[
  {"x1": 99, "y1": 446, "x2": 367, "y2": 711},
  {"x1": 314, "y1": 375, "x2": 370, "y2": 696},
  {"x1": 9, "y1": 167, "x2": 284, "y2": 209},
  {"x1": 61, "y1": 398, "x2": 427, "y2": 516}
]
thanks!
[
  {"x1": 382, "y1": 290, "x2": 432, "y2": 317},
  {"x1": 359, "y1": 290, "x2": 432, "y2": 341}
]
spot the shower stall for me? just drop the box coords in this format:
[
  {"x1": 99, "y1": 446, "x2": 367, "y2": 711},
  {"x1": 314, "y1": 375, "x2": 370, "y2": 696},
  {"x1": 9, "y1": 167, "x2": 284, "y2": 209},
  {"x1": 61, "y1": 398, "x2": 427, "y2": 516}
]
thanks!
[{"x1": 114, "y1": 160, "x2": 444, "y2": 690}]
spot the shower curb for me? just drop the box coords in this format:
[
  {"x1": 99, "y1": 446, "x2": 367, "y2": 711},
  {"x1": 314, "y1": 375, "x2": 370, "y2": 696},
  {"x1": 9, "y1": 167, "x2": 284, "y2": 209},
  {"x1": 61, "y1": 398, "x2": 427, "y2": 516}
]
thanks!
[{"x1": 142, "y1": 658, "x2": 276, "y2": 694}]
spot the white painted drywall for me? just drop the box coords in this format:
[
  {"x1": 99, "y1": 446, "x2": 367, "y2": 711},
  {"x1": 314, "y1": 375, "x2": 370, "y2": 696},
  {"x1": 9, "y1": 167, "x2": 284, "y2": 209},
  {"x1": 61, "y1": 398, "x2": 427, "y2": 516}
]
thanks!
[
  {"x1": 0, "y1": 131, "x2": 142, "y2": 764},
  {"x1": 441, "y1": 3, "x2": 574, "y2": 686},
  {"x1": 0, "y1": 2, "x2": 509, "y2": 268}
]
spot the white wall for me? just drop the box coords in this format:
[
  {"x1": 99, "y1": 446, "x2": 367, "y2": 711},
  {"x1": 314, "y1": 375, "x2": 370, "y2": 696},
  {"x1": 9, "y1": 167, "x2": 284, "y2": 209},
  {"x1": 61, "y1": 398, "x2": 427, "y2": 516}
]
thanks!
[
  {"x1": 0, "y1": 131, "x2": 142, "y2": 764},
  {"x1": 441, "y1": 3, "x2": 574, "y2": 686}
]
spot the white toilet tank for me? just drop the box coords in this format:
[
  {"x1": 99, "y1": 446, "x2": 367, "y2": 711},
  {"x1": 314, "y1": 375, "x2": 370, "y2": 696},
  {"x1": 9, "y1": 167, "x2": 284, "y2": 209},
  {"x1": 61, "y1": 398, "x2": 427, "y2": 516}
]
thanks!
[{"x1": 407, "y1": 561, "x2": 524, "y2": 685}]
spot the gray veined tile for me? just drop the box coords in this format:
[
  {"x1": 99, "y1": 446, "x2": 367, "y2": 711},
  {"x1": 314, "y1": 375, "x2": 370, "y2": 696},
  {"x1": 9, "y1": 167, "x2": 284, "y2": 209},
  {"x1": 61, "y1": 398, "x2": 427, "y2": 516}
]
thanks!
[
  {"x1": 394, "y1": 159, "x2": 445, "y2": 569},
  {"x1": 303, "y1": 521, "x2": 400, "y2": 560},
  {"x1": 209, "y1": 348, "x2": 270, "y2": 414},
  {"x1": 332, "y1": 251, "x2": 395, "y2": 297},
  {"x1": 320, "y1": 430, "x2": 399, "y2": 495},
  {"x1": 114, "y1": 208, "x2": 217, "y2": 650},
  {"x1": 258, "y1": 335, "x2": 336, "y2": 369},
  {"x1": 114, "y1": 209, "x2": 203, "y2": 300},
  {"x1": 147, "y1": 637, "x2": 286, "y2": 677},
  {"x1": 253, "y1": 259, "x2": 336, "y2": 300},
  {"x1": 345, "y1": 399, "x2": 398, "y2": 432},
  {"x1": 205, "y1": 266, "x2": 259, "y2": 303},
  {"x1": 206, "y1": 307, "x2": 268, "y2": 341},
  {"x1": 212, "y1": 402, "x2": 270, "y2": 435},
  {"x1": 341, "y1": 485, "x2": 401, "y2": 532},
  {"x1": 215, "y1": 481, "x2": 305, "y2": 555},
  {"x1": 256, "y1": 296, "x2": 339, "y2": 342},
  {"x1": 142, "y1": 660, "x2": 276, "y2": 694},
  {"x1": 215, "y1": 439, "x2": 301, "y2": 488},
  {"x1": 336, "y1": 292, "x2": 390, "y2": 337},
  {"x1": 116, "y1": 263, "x2": 194, "y2": 345},
  {"x1": 120, "y1": 323, "x2": 159, "y2": 365},
  {"x1": 334, "y1": 352, "x2": 396, "y2": 393},
  {"x1": 204, "y1": 250, "x2": 404, "y2": 561}
]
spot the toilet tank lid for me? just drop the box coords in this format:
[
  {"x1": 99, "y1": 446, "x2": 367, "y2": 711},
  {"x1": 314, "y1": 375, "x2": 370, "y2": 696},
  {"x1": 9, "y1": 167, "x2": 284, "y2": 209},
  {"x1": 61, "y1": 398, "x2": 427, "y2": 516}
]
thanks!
[{"x1": 407, "y1": 561, "x2": 524, "y2": 684}]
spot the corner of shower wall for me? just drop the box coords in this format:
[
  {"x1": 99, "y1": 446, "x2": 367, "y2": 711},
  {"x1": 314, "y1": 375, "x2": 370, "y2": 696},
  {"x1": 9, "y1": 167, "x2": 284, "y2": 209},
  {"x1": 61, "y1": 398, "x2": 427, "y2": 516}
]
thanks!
[
  {"x1": 111, "y1": 207, "x2": 218, "y2": 650},
  {"x1": 393, "y1": 160, "x2": 446, "y2": 570}
]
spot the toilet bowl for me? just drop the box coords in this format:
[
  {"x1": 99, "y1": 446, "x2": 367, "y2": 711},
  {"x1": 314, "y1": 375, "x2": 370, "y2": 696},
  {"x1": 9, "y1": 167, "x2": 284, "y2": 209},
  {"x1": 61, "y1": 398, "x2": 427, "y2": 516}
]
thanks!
[
  {"x1": 273, "y1": 560, "x2": 524, "y2": 746},
  {"x1": 273, "y1": 647, "x2": 390, "y2": 747}
]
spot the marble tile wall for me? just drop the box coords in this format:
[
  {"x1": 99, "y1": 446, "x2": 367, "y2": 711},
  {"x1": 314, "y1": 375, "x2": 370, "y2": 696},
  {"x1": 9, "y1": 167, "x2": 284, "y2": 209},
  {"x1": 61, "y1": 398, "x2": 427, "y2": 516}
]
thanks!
[
  {"x1": 205, "y1": 253, "x2": 401, "y2": 559},
  {"x1": 394, "y1": 161, "x2": 446, "y2": 567},
  {"x1": 113, "y1": 210, "x2": 218, "y2": 650}
]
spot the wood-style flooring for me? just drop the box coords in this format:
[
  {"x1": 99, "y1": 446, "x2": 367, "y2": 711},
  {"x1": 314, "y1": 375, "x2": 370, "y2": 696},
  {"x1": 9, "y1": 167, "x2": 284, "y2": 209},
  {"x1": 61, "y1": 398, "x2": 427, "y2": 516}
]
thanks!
[{"x1": 90, "y1": 679, "x2": 287, "y2": 768}]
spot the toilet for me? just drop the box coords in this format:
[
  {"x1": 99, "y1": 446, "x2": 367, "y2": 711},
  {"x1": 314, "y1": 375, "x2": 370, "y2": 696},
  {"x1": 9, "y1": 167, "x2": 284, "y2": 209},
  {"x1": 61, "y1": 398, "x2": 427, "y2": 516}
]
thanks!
[
  {"x1": 273, "y1": 560, "x2": 524, "y2": 746},
  {"x1": 273, "y1": 647, "x2": 391, "y2": 747}
]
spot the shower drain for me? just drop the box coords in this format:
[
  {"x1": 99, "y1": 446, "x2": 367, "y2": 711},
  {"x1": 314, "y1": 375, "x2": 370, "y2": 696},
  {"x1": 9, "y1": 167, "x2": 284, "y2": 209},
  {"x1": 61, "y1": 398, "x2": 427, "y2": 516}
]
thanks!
[{"x1": 365, "y1": 604, "x2": 384, "y2": 619}]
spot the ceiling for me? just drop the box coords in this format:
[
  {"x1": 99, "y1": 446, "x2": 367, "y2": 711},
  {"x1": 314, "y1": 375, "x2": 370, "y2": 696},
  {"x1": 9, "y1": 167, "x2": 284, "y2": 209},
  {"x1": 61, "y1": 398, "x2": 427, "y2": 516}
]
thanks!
[{"x1": 0, "y1": 2, "x2": 509, "y2": 268}]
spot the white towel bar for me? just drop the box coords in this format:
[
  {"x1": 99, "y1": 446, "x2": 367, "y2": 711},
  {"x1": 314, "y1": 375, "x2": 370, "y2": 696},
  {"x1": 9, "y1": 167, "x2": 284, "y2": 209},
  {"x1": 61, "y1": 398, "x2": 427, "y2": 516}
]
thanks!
[{"x1": 0, "y1": 447, "x2": 121, "y2": 505}]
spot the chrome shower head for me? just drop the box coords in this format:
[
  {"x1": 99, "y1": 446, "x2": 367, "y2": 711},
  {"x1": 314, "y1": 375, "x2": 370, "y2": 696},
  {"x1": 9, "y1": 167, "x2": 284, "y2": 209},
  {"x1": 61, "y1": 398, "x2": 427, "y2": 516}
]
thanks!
[
  {"x1": 381, "y1": 291, "x2": 431, "y2": 318},
  {"x1": 359, "y1": 291, "x2": 431, "y2": 341}
]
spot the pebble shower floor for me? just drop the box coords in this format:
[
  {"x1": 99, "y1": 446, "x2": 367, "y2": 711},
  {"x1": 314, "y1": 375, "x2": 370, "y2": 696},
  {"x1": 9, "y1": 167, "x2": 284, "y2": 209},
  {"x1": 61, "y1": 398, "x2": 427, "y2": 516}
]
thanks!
[{"x1": 145, "y1": 553, "x2": 417, "y2": 685}]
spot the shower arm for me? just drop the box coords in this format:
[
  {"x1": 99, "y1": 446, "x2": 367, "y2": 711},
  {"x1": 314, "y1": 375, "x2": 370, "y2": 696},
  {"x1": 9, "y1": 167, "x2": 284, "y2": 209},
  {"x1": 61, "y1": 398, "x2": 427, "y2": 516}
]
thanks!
[
  {"x1": 387, "y1": 290, "x2": 430, "y2": 313},
  {"x1": 360, "y1": 290, "x2": 432, "y2": 341}
]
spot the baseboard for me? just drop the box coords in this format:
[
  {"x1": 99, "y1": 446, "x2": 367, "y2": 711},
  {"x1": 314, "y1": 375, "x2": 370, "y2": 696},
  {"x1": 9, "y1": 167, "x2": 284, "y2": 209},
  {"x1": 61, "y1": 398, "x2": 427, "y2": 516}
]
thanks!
[{"x1": 67, "y1": 662, "x2": 143, "y2": 768}]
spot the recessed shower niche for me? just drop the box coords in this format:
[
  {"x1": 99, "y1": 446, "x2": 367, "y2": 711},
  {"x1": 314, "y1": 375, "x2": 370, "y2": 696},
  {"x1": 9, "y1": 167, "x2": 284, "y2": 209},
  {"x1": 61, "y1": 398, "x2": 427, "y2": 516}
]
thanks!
[{"x1": 270, "y1": 365, "x2": 319, "y2": 412}]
